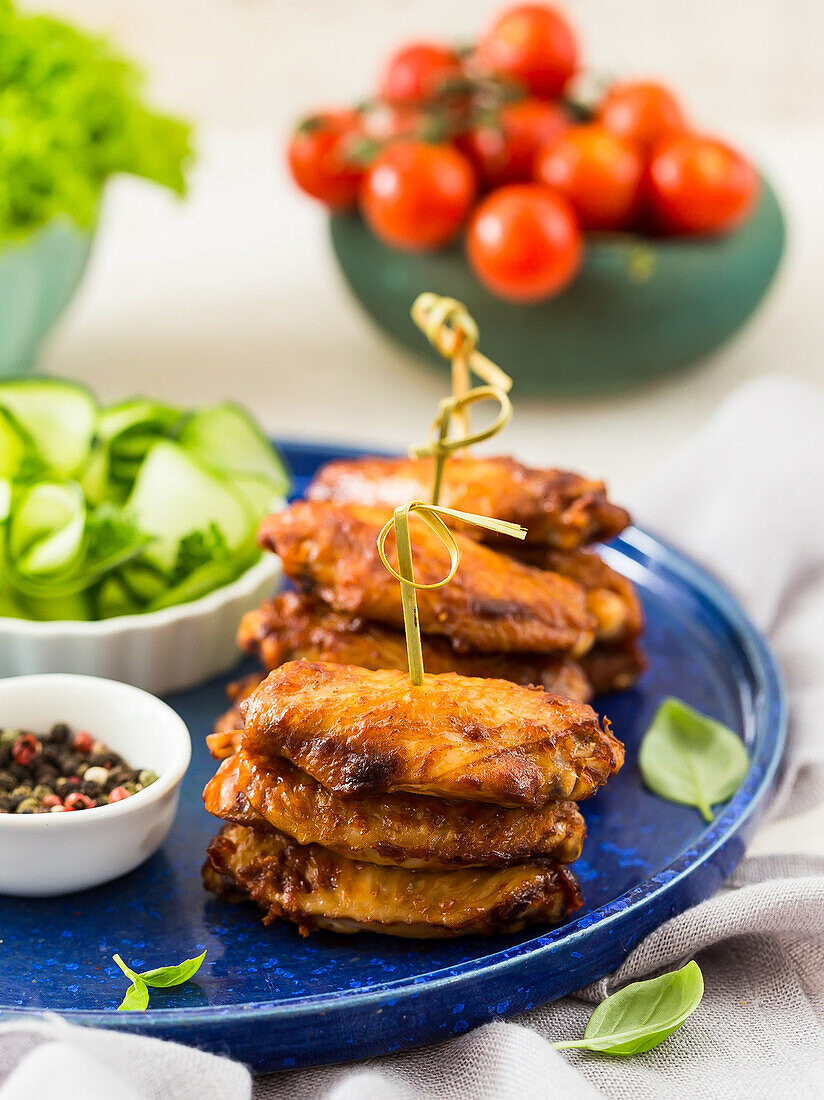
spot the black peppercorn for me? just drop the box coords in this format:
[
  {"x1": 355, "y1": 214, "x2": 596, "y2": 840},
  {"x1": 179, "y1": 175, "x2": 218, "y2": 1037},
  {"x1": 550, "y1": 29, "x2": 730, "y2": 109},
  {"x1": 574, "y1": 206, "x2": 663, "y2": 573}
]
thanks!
[
  {"x1": 49, "y1": 723, "x2": 71, "y2": 744},
  {"x1": 0, "y1": 723, "x2": 157, "y2": 814}
]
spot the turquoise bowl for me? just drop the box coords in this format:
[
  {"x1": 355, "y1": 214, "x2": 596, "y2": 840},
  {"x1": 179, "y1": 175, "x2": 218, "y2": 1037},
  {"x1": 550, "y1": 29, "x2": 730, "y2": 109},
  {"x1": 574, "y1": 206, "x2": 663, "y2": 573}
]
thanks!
[
  {"x1": 0, "y1": 219, "x2": 94, "y2": 378},
  {"x1": 330, "y1": 175, "x2": 785, "y2": 397}
]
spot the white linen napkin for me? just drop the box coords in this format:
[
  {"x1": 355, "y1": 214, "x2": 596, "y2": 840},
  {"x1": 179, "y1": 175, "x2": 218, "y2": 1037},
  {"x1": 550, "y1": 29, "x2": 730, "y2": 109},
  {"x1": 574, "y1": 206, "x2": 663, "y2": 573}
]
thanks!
[{"x1": 3, "y1": 375, "x2": 823, "y2": 1100}]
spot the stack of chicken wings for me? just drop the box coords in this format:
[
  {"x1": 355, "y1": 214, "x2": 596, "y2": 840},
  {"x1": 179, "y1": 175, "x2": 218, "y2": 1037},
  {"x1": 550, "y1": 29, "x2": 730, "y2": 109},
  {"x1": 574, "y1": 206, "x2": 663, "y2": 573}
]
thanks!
[{"x1": 202, "y1": 454, "x2": 642, "y2": 938}]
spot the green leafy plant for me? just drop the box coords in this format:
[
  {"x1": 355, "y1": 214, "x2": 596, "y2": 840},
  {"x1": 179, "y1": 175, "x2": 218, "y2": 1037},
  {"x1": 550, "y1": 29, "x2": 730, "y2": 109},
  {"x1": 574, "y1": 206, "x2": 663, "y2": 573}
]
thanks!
[
  {"x1": 554, "y1": 960, "x2": 704, "y2": 1056},
  {"x1": 639, "y1": 697, "x2": 750, "y2": 822},
  {"x1": 113, "y1": 950, "x2": 207, "y2": 1012},
  {"x1": 0, "y1": 2, "x2": 192, "y2": 245}
]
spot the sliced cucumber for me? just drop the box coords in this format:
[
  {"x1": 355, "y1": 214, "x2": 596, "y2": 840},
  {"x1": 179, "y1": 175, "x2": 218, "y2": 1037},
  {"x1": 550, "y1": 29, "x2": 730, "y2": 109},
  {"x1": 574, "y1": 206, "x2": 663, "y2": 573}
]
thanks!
[
  {"x1": 126, "y1": 441, "x2": 255, "y2": 571},
  {"x1": 23, "y1": 590, "x2": 93, "y2": 621},
  {"x1": 95, "y1": 575, "x2": 142, "y2": 620},
  {"x1": 0, "y1": 379, "x2": 97, "y2": 478},
  {"x1": 146, "y1": 555, "x2": 250, "y2": 612},
  {"x1": 231, "y1": 473, "x2": 286, "y2": 520},
  {"x1": 0, "y1": 478, "x2": 12, "y2": 523},
  {"x1": 118, "y1": 562, "x2": 168, "y2": 604},
  {"x1": 178, "y1": 403, "x2": 290, "y2": 496},
  {"x1": 9, "y1": 482, "x2": 86, "y2": 577},
  {"x1": 0, "y1": 409, "x2": 30, "y2": 480}
]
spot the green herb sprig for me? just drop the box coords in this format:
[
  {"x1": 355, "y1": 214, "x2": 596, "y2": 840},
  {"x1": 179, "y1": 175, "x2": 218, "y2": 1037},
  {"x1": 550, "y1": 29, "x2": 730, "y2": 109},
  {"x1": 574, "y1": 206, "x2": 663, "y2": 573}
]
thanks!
[
  {"x1": 639, "y1": 698, "x2": 750, "y2": 822},
  {"x1": 113, "y1": 950, "x2": 207, "y2": 1012},
  {"x1": 554, "y1": 961, "x2": 704, "y2": 1056}
]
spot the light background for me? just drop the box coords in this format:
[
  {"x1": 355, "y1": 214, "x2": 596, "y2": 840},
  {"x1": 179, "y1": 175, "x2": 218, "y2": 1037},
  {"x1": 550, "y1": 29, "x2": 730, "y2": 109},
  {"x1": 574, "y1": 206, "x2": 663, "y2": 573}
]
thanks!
[{"x1": 18, "y1": 0, "x2": 824, "y2": 851}]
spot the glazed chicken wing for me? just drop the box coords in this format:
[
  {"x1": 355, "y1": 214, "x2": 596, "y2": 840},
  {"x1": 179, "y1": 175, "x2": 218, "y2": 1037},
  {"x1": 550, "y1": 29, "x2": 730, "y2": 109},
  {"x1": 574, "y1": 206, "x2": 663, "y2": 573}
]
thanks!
[
  {"x1": 238, "y1": 592, "x2": 592, "y2": 702},
  {"x1": 308, "y1": 455, "x2": 629, "y2": 550},
  {"x1": 241, "y1": 661, "x2": 623, "y2": 807},
  {"x1": 259, "y1": 502, "x2": 596, "y2": 657},
  {"x1": 204, "y1": 749, "x2": 586, "y2": 868},
  {"x1": 204, "y1": 823, "x2": 583, "y2": 938},
  {"x1": 581, "y1": 640, "x2": 648, "y2": 695},
  {"x1": 513, "y1": 547, "x2": 644, "y2": 644}
]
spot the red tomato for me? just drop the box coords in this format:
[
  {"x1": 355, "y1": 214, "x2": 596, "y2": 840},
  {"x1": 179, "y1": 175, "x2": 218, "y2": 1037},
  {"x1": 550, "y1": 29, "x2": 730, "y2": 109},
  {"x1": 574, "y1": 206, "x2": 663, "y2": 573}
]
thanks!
[
  {"x1": 361, "y1": 101, "x2": 426, "y2": 142},
  {"x1": 361, "y1": 141, "x2": 477, "y2": 250},
  {"x1": 535, "y1": 123, "x2": 644, "y2": 230},
  {"x1": 647, "y1": 133, "x2": 759, "y2": 235},
  {"x1": 478, "y1": 5, "x2": 579, "y2": 99},
  {"x1": 287, "y1": 110, "x2": 363, "y2": 209},
  {"x1": 466, "y1": 183, "x2": 581, "y2": 301},
  {"x1": 379, "y1": 42, "x2": 465, "y2": 105},
  {"x1": 457, "y1": 97, "x2": 570, "y2": 187},
  {"x1": 598, "y1": 81, "x2": 687, "y2": 151}
]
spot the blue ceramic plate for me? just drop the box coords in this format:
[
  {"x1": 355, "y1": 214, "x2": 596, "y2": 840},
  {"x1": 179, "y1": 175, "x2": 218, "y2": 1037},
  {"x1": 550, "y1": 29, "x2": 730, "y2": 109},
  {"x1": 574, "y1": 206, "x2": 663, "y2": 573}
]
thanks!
[{"x1": 1, "y1": 440, "x2": 785, "y2": 1071}]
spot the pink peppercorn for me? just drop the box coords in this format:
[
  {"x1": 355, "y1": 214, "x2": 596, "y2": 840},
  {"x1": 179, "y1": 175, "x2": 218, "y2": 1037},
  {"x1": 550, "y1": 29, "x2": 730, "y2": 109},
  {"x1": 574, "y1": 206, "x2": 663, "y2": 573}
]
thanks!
[
  {"x1": 64, "y1": 792, "x2": 94, "y2": 811},
  {"x1": 12, "y1": 734, "x2": 39, "y2": 767},
  {"x1": 41, "y1": 794, "x2": 61, "y2": 809},
  {"x1": 73, "y1": 731, "x2": 94, "y2": 754},
  {"x1": 108, "y1": 786, "x2": 131, "y2": 803}
]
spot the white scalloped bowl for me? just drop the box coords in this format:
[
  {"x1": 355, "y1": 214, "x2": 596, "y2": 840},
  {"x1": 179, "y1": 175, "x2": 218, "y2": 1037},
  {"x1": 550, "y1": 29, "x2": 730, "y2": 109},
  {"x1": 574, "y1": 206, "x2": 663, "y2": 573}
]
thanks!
[
  {"x1": 0, "y1": 554, "x2": 281, "y2": 695},
  {"x1": 0, "y1": 674, "x2": 191, "y2": 896}
]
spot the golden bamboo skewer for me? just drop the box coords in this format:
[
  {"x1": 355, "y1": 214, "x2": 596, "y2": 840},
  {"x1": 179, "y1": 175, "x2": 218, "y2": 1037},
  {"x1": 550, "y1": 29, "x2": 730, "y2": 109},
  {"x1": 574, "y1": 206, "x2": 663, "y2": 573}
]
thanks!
[
  {"x1": 377, "y1": 501, "x2": 526, "y2": 686},
  {"x1": 410, "y1": 293, "x2": 515, "y2": 505}
]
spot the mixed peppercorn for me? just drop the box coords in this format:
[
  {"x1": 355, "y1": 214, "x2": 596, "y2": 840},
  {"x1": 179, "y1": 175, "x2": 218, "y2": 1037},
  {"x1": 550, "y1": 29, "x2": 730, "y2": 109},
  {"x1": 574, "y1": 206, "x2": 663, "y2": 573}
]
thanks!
[{"x1": 0, "y1": 724, "x2": 157, "y2": 814}]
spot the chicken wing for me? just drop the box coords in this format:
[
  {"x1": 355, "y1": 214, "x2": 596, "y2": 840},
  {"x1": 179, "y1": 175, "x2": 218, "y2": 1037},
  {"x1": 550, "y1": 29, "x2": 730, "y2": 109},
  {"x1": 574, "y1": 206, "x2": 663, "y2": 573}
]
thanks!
[
  {"x1": 204, "y1": 749, "x2": 586, "y2": 868},
  {"x1": 238, "y1": 592, "x2": 592, "y2": 701},
  {"x1": 513, "y1": 548, "x2": 644, "y2": 644},
  {"x1": 206, "y1": 672, "x2": 263, "y2": 759},
  {"x1": 204, "y1": 823, "x2": 583, "y2": 938},
  {"x1": 241, "y1": 661, "x2": 623, "y2": 807},
  {"x1": 581, "y1": 640, "x2": 647, "y2": 694},
  {"x1": 259, "y1": 502, "x2": 596, "y2": 657},
  {"x1": 308, "y1": 455, "x2": 629, "y2": 550}
]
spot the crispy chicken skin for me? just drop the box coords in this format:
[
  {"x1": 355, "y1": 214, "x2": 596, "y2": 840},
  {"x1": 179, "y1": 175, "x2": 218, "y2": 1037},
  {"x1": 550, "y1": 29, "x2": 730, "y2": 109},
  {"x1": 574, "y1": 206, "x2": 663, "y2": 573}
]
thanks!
[
  {"x1": 204, "y1": 750, "x2": 587, "y2": 868},
  {"x1": 238, "y1": 592, "x2": 592, "y2": 702},
  {"x1": 206, "y1": 672, "x2": 264, "y2": 759},
  {"x1": 259, "y1": 502, "x2": 596, "y2": 657},
  {"x1": 514, "y1": 548, "x2": 644, "y2": 644},
  {"x1": 581, "y1": 641, "x2": 648, "y2": 695},
  {"x1": 204, "y1": 823, "x2": 583, "y2": 938},
  {"x1": 307, "y1": 455, "x2": 629, "y2": 551},
  {"x1": 241, "y1": 661, "x2": 624, "y2": 807}
]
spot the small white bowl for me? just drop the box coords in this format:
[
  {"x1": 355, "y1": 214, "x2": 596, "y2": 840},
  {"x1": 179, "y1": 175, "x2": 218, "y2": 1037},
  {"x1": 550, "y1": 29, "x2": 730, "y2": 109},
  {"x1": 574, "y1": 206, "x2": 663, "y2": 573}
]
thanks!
[
  {"x1": 0, "y1": 674, "x2": 191, "y2": 897},
  {"x1": 0, "y1": 554, "x2": 281, "y2": 695}
]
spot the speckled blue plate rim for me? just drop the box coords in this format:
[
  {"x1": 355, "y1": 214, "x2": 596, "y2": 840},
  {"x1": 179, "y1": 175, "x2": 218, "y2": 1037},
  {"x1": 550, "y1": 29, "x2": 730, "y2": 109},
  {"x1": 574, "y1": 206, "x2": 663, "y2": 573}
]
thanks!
[{"x1": 9, "y1": 513, "x2": 785, "y2": 1042}]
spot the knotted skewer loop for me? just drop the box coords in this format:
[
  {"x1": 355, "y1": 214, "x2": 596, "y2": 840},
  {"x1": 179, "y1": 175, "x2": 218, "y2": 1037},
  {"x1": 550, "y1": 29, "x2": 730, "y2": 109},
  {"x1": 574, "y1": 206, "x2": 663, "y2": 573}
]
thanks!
[
  {"x1": 411, "y1": 293, "x2": 513, "y2": 440},
  {"x1": 409, "y1": 384, "x2": 513, "y2": 506},
  {"x1": 376, "y1": 500, "x2": 527, "y2": 686}
]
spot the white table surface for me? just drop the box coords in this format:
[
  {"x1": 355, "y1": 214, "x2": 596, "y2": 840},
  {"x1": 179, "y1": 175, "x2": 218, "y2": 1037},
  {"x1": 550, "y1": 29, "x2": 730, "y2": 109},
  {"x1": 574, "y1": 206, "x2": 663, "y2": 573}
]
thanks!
[{"x1": 41, "y1": 122, "x2": 824, "y2": 856}]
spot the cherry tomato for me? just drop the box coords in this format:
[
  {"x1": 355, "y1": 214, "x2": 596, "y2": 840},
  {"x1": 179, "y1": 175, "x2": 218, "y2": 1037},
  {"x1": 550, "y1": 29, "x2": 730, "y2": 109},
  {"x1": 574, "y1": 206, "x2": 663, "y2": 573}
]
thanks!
[
  {"x1": 647, "y1": 133, "x2": 759, "y2": 235},
  {"x1": 379, "y1": 42, "x2": 465, "y2": 105},
  {"x1": 598, "y1": 81, "x2": 687, "y2": 151},
  {"x1": 535, "y1": 123, "x2": 644, "y2": 230},
  {"x1": 478, "y1": 5, "x2": 579, "y2": 99},
  {"x1": 457, "y1": 97, "x2": 570, "y2": 188},
  {"x1": 287, "y1": 110, "x2": 363, "y2": 209},
  {"x1": 466, "y1": 183, "x2": 582, "y2": 301},
  {"x1": 361, "y1": 140, "x2": 476, "y2": 250}
]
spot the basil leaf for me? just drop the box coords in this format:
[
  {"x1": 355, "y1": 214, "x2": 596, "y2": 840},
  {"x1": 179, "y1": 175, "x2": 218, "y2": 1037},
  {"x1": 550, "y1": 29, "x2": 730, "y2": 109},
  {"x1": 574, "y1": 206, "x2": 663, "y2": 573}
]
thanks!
[
  {"x1": 138, "y1": 950, "x2": 207, "y2": 988},
  {"x1": 554, "y1": 961, "x2": 704, "y2": 1056},
  {"x1": 112, "y1": 953, "x2": 140, "y2": 983},
  {"x1": 117, "y1": 978, "x2": 149, "y2": 1013},
  {"x1": 639, "y1": 697, "x2": 750, "y2": 822}
]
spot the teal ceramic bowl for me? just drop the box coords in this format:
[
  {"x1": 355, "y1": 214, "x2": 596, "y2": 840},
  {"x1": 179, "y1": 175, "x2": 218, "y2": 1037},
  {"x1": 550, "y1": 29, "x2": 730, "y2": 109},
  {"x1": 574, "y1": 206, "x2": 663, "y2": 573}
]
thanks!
[
  {"x1": 0, "y1": 218, "x2": 94, "y2": 378},
  {"x1": 330, "y1": 175, "x2": 785, "y2": 397}
]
